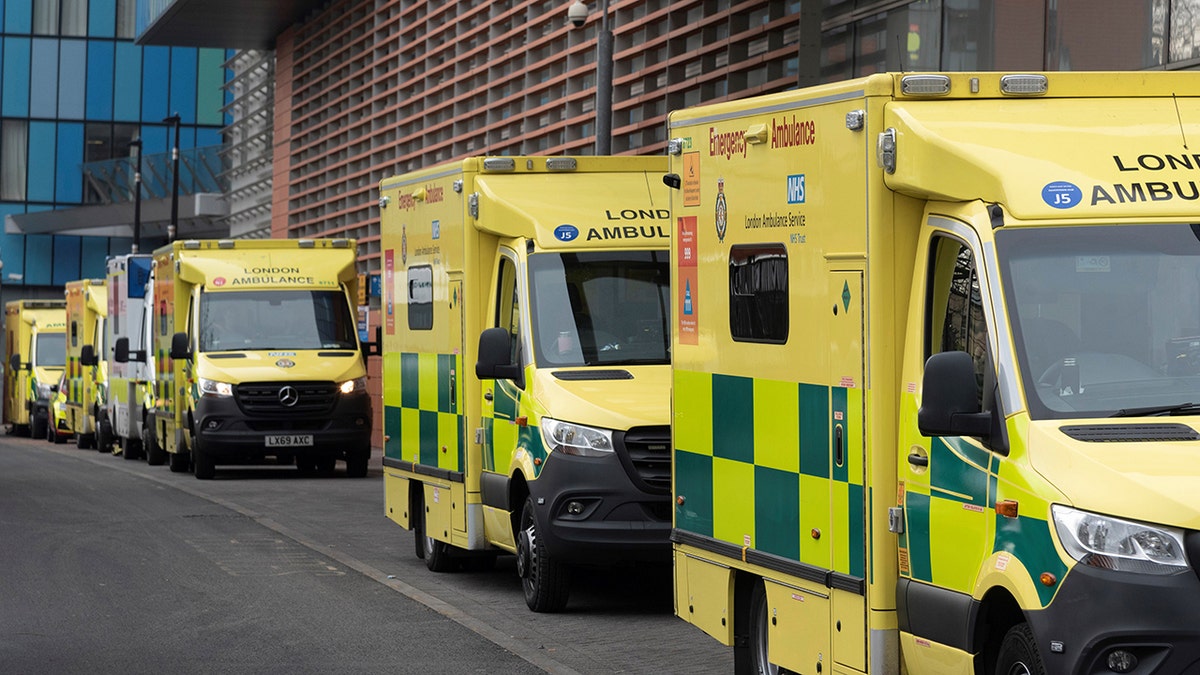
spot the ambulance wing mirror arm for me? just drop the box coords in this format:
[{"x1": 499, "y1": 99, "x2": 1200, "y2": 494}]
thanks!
[
  {"x1": 476, "y1": 327, "x2": 524, "y2": 385},
  {"x1": 169, "y1": 332, "x2": 193, "y2": 361},
  {"x1": 918, "y1": 351, "x2": 992, "y2": 438}
]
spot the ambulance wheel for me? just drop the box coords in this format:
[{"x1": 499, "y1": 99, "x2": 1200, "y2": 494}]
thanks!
[
  {"x1": 422, "y1": 514, "x2": 455, "y2": 573},
  {"x1": 97, "y1": 413, "x2": 113, "y2": 453},
  {"x1": 145, "y1": 426, "x2": 166, "y2": 466},
  {"x1": 345, "y1": 447, "x2": 370, "y2": 478},
  {"x1": 50, "y1": 422, "x2": 67, "y2": 444},
  {"x1": 995, "y1": 623, "x2": 1045, "y2": 675},
  {"x1": 168, "y1": 450, "x2": 189, "y2": 473},
  {"x1": 749, "y1": 581, "x2": 792, "y2": 675},
  {"x1": 31, "y1": 412, "x2": 47, "y2": 440},
  {"x1": 192, "y1": 438, "x2": 215, "y2": 480},
  {"x1": 517, "y1": 495, "x2": 569, "y2": 613}
]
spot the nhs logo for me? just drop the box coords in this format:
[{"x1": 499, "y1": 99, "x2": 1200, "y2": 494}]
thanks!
[{"x1": 787, "y1": 174, "x2": 806, "y2": 204}]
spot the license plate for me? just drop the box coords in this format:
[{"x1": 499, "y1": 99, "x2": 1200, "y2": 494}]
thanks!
[{"x1": 265, "y1": 434, "x2": 313, "y2": 447}]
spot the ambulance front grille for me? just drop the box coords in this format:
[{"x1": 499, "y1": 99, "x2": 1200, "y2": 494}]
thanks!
[
  {"x1": 236, "y1": 381, "x2": 337, "y2": 415},
  {"x1": 620, "y1": 425, "x2": 671, "y2": 494}
]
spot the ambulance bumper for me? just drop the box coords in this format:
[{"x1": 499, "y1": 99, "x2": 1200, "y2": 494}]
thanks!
[
  {"x1": 1029, "y1": 560, "x2": 1200, "y2": 673},
  {"x1": 193, "y1": 393, "x2": 372, "y2": 460},
  {"x1": 528, "y1": 450, "x2": 671, "y2": 565}
]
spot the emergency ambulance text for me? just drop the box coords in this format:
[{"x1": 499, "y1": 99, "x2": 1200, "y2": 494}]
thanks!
[
  {"x1": 586, "y1": 225, "x2": 670, "y2": 241},
  {"x1": 709, "y1": 127, "x2": 748, "y2": 159}
]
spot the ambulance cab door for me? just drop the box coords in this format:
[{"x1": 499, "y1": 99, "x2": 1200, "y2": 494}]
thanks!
[
  {"x1": 481, "y1": 247, "x2": 525, "y2": 484},
  {"x1": 900, "y1": 224, "x2": 995, "y2": 662}
]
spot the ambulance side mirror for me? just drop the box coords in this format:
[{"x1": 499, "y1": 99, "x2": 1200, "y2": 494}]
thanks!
[
  {"x1": 114, "y1": 337, "x2": 146, "y2": 364},
  {"x1": 80, "y1": 344, "x2": 98, "y2": 367},
  {"x1": 9, "y1": 353, "x2": 22, "y2": 371},
  {"x1": 918, "y1": 351, "x2": 991, "y2": 438},
  {"x1": 476, "y1": 327, "x2": 523, "y2": 383},
  {"x1": 170, "y1": 332, "x2": 192, "y2": 361}
]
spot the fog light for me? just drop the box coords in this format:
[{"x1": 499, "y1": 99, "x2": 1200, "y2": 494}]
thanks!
[
  {"x1": 205, "y1": 419, "x2": 220, "y2": 430},
  {"x1": 1107, "y1": 650, "x2": 1137, "y2": 673},
  {"x1": 566, "y1": 501, "x2": 584, "y2": 515}
]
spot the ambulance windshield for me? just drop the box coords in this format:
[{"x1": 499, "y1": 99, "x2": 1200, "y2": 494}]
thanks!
[
  {"x1": 529, "y1": 250, "x2": 670, "y2": 367},
  {"x1": 998, "y1": 223, "x2": 1200, "y2": 420},
  {"x1": 199, "y1": 289, "x2": 358, "y2": 352},
  {"x1": 35, "y1": 332, "x2": 66, "y2": 367}
]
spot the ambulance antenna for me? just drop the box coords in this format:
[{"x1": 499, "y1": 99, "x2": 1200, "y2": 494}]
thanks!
[
  {"x1": 896, "y1": 34, "x2": 907, "y2": 73},
  {"x1": 1173, "y1": 93, "x2": 1189, "y2": 150}
]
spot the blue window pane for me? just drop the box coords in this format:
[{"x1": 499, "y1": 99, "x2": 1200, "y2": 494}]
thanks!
[
  {"x1": 86, "y1": 40, "x2": 114, "y2": 119},
  {"x1": 26, "y1": 122, "x2": 56, "y2": 202},
  {"x1": 140, "y1": 125, "x2": 166, "y2": 154},
  {"x1": 197, "y1": 127, "x2": 221, "y2": 148},
  {"x1": 141, "y1": 45, "x2": 169, "y2": 122},
  {"x1": 53, "y1": 235, "x2": 83, "y2": 286},
  {"x1": 30, "y1": 39, "x2": 58, "y2": 118},
  {"x1": 80, "y1": 236, "x2": 107, "y2": 278},
  {"x1": 2, "y1": 37, "x2": 30, "y2": 117},
  {"x1": 24, "y1": 234, "x2": 52, "y2": 286},
  {"x1": 113, "y1": 42, "x2": 140, "y2": 121},
  {"x1": 58, "y1": 40, "x2": 86, "y2": 119},
  {"x1": 0, "y1": 207, "x2": 26, "y2": 286},
  {"x1": 5, "y1": 0, "x2": 30, "y2": 34},
  {"x1": 89, "y1": 0, "x2": 115, "y2": 37},
  {"x1": 56, "y1": 122, "x2": 83, "y2": 204},
  {"x1": 169, "y1": 47, "x2": 197, "y2": 124}
]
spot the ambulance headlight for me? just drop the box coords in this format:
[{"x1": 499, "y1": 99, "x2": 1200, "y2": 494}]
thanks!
[
  {"x1": 1052, "y1": 505, "x2": 1189, "y2": 575},
  {"x1": 198, "y1": 377, "x2": 234, "y2": 398},
  {"x1": 540, "y1": 418, "x2": 613, "y2": 457},
  {"x1": 339, "y1": 376, "x2": 367, "y2": 395}
]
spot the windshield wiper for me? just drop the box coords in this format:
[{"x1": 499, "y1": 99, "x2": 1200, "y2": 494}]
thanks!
[{"x1": 1111, "y1": 402, "x2": 1200, "y2": 417}]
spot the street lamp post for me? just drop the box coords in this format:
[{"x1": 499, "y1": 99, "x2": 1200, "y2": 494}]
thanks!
[
  {"x1": 130, "y1": 137, "x2": 142, "y2": 253},
  {"x1": 162, "y1": 113, "x2": 182, "y2": 242},
  {"x1": 568, "y1": 0, "x2": 614, "y2": 155}
]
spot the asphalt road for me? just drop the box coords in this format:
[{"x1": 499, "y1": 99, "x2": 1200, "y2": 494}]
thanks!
[{"x1": 0, "y1": 433, "x2": 733, "y2": 674}]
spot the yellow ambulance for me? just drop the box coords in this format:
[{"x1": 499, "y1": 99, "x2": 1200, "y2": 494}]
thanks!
[
  {"x1": 153, "y1": 239, "x2": 372, "y2": 479},
  {"x1": 65, "y1": 278, "x2": 108, "y2": 451},
  {"x1": 667, "y1": 72, "x2": 1200, "y2": 674},
  {"x1": 380, "y1": 156, "x2": 673, "y2": 612},
  {"x1": 4, "y1": 299, "x2": 67, "y2": 438}
]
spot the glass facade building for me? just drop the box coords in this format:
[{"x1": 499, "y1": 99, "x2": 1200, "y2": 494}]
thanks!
[{"x1": 0, "y1": 0, "x2": 225, "y2": 289}]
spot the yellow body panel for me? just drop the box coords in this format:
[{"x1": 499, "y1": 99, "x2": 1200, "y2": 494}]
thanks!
[{"x1": 65, "y1": 279, "x2": 107, "y2": 438}]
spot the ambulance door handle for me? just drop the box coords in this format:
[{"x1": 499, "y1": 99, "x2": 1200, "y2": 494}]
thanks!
[
  {"x1": 907, "y1": 452, "x2": 928, "y2": 467},
  {"x1": 834, "y1": 425, "x2": 844, "y2": 467}
]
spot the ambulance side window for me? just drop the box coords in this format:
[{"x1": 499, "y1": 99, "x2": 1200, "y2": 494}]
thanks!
[
  {"x1": 926, "y1": 235, "x2": 989, "y2": 409},
  {"x1": 729, "y1": 243, "x2": 788, "y2": 343},
  {"x1": 70, "y1": 321, "x2": 78, "y2": 348},
  {"x1": 407, "y1": 265, "x2": 433, "y2": 331},
  {"x1": 495, "y1": 255, "x2": 522, "y2": 367}
]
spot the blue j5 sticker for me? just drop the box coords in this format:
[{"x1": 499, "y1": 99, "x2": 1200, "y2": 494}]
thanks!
[
  {"x1": 554, "y1": 225, "x2": 579, "y2": 241},
  {"x1": 1042, "y1": 181, "x2": 1082, "y2": 209}
]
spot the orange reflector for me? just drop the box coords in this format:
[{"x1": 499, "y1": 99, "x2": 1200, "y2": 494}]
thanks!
[
  {"x1": 533, "y1": 457, "x2": 542, "y2": 466},
  {"x1": 677, "y1": 495, "x2": 686, "y2": 506},
  {"x1": 1040, "y1": 572, "x2": 1057, "y2": 586},
  {"x1": 516, "y1": 416, "x2": 528, "y2": 426},
  {"x1": 996, "y1": 500, "x2": 1019, "y2": 518}
]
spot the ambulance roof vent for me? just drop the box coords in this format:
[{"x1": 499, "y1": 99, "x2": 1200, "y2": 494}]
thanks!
[
  {"x1": 483, "y1": 158, "x2": 516, "y2": 172},
  {"x1": 900, "y1": 75, "x2": 950, "y2": 96},
  {"x1": 1000, "y1": 74, "x2": 1047, "y2": 96},
  {"x1": 545, "y1": 157, "x2": 577, "y2": 171},
  {"x1": 298, "y1": 239, "x2": 315, "y2": 248},
  {"x1": 330, "y1": 239, "x2": 350, "y2": 248},
  {"x1": 182, "y1": 240, "x2": 202, "y2": 249},
  {"x1": 217, "y1": 240, "x2": 235, "y2": 248}
]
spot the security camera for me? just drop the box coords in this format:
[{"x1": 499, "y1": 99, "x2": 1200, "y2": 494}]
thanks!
[{"x1": 567, "y1": 1, "x2": 589, "y2": 28}]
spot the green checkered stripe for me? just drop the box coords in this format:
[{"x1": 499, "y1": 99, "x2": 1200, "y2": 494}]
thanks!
[
  {"x1": 674, "y1": 369, "x2": 866, "y2": 579},
  {"x1": 383, "y1": 351, "x2": 464, "y2": 473}
]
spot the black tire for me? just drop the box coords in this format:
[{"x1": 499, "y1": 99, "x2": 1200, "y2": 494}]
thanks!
[
  {"x1": 749, "y1": 581, "x2": 793, "y2": 675},
  {"x1": 145, "y1": 424, "x2": 166, "y2": 466},
  {"x1": 168, "y1": 448, "x2": 189, "y2": 473},
  {"x1": 345, "y1": 447, "x2": 370, "y2": 478},
  {"x1": 96, "y1": 412, "x2": 113, "y2": 454},
  {"x1": 995, "y1": 623, "x2": 1046, "y2": 675},
  {"x1": 517, "y1": 495, "x2": 570, "y2": 612},
  {"x1": 422, "y1": 507, "x2": 456, "y2": 573},
  {"x1": 192, "y1": 436, "x2": 215, "y2": 480},
  {"x1": 31, "y1": 412, "x2": 47, "y2": 441}
]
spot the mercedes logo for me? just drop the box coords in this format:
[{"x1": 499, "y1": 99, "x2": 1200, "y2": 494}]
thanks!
[{"x1": 278, "y1": 386, "x2": 300, "y2": 407}]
